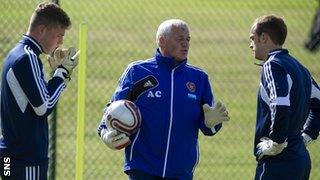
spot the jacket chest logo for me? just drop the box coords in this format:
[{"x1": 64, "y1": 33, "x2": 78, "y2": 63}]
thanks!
[{"x1": 186, "y1": 82, "x2": 196, "y2": 92}]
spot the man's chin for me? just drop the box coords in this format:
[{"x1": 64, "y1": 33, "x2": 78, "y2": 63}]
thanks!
[
  {"x1": 179, "y1": 55, "x2": 188, "y2": 60},
  {"x1": 176, "y1": 58, "x2": 186, "y2": 62},
  {"x1": 255, "y1": 57, "x2": 265, "y2": 61}
]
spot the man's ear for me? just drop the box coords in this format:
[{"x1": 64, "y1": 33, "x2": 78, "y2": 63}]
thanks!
[
  {"x1": 159, "y1": 36, "x2": 166, "y2": 47},
  {"x1": 34, "y1": 24, "x2": 47, "y2": 38},
  {"x1": 260, "y1": 32, "x2": 269, "y2": 44},
  {"x1": 39, "y1": 24, "x2": 47, "y2": 33}
]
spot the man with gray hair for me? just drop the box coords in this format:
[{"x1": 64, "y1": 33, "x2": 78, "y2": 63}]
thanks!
[{"x1": 98, "y1": 19, "x2": 229, "y2": 179}]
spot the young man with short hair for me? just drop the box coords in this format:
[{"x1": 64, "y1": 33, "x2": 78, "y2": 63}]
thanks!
[
  {"x1": 249, "y1": 15, "x2": 320, "y2": 180},
  {"x1": 0, "y1": 2, "x2": 79, "y2": 179}
]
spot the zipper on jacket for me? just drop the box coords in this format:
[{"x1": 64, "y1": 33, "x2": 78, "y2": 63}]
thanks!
[
  {"x1": 192, "y1": 141, "x2": 200, "y2": 173},
  {"x1": 162, "y1": 66, "x2": 179, "y2": 177},
  {"x1": 129, "y1": 129, "x2": 140, "y2": 161}
]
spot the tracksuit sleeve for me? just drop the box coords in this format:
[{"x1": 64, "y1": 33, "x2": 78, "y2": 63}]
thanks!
[
  {"x1": 199, "y1": 74, "x2": 222, "y2": 136},
  {"x1": 97, "y1": 64, "x2": 135, "y2": 136},
  {"x1": 111, "y1": 64, "x2": 135, "y2": 101},
  {"x1": 11, "y1": 54, "x2": 66, "y2": 117},
  {"x1": 303, "y1": 77, "x2": 320, "y2": 140},
  {"x1": 262, "y1": 61, "x2": 291, "y2": 143}
]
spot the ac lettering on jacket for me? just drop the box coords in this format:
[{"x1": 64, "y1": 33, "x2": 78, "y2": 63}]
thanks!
[{"x1": 147, "y1": 91, "x2": 161, "y2": 98}]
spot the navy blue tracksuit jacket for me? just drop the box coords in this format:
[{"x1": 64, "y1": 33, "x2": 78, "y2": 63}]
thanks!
[
  {"x1": 254, "y1": 49, "x2": 320, "y2": 180},
  {"x1": 0, "y1": 35, "x2": 66, "y2": 178}
]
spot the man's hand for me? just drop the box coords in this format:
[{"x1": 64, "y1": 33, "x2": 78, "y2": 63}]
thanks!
[
  {"x1": 59, "y1": 47, "x2": 79, "y2": 73},
  {"x1": 302, "y1": 133, "x2": 313, "y2": 147},
  {"x1": 53, "y1": 47, "x2": 79, "y2": 81},
  {"x1": 100, "y1": 129, "x2": 131, "y2": 150},
  {"x1": 203, "y1": 101, "x2": 230, "y2": 128},
  {"x1": 256, "y1": 137, "x2": 288, "y2": 160},
  {"x1": 48, "y1": 48, "x2": 67, "y2": 71}
]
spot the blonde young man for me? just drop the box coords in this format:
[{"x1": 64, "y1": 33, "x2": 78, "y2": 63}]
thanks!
[
  {"x1": 98, "y1": 19, "x2": 229, "y2": 179},
  {"x1": 0, "y1": 2, "x2": 78, "y2": 179}
]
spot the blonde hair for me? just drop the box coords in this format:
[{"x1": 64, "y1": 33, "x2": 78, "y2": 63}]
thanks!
[{"x1": 29, "y1": 2, "x2": 71, "y2": 31}]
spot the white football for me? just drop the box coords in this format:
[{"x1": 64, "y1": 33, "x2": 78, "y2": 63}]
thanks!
[{"x1": 105, "y1": 100, "x2": 142, "y2": 135}]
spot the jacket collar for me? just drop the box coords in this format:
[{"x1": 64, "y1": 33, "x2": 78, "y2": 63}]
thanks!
[
  {"x1": 155, "y1": 48, "x2": 187, "y2": 68},
  {"x1": 20, "y1": 34, "x2": 43, "y2": 55},
  {"x1": 267, "y1": 48, "x2": 288, "y2": 58}
]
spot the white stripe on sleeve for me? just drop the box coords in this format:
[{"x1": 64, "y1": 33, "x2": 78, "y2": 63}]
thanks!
[
  {"x1": 311, "y1": 83, "x2": 320, "y2": 100},
  {"x1": 271, "y1": 74, "x2": 292, "y2": 106},
  {"x1": 24, "y1": 45, "x2": 66, "y2": 116},
  {"x1": 6, "y1": 68, "x2": 28, "y2": 112},
  {"x1": 264, "y1": 62, "x2": 277, "y2": 129}
]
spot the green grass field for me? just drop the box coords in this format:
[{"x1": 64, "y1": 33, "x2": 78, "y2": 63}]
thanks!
[{"x1": 1, "y1": 0, "x2": 320, "y2": 179}]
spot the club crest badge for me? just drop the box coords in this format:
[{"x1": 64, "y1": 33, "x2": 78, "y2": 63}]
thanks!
[{"x1": 186, "y1": 82, "x2": 196, "y2": 92}]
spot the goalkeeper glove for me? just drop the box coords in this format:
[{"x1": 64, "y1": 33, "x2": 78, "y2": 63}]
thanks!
[
  {"x1": 256, "y1": 137, "x2": 288, "y2": 160},
  {"x1": 203, "y1": 101, "x2": 230, "y2": 128},
  {"x1": 53, "y1": 47, "x2": 79, "y2": 82},
  {"x1": 302, "y1": 133, "x2": 313, "y2": 147},
  {"x1": 100, "y1": 129, "x2": 131, "y2": 150},
  {"x1": 48, "y1": 48, "x2": 66, "y2": 71}
]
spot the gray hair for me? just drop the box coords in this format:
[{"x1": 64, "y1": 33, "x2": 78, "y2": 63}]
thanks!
[{"x1": 156, "y1": 19, "x2": 189, "y2": 47}]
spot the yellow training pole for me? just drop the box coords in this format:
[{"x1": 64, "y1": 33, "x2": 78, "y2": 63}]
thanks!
[{"x1": 75, "y1": 23, "x2": 87, "y2": 180}]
